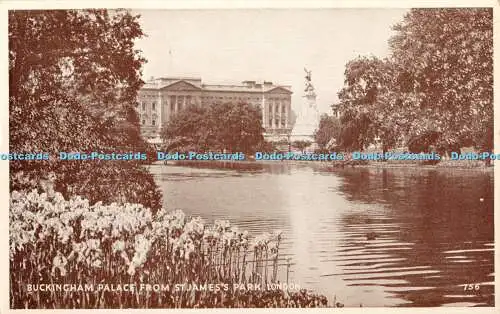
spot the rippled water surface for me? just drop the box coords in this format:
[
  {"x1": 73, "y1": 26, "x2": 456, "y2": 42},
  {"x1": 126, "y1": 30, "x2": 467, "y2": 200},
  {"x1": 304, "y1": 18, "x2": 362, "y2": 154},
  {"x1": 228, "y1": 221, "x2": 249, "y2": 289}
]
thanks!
[{"x1": 150, "y1": 163, "x2": 494, "y2": 307}]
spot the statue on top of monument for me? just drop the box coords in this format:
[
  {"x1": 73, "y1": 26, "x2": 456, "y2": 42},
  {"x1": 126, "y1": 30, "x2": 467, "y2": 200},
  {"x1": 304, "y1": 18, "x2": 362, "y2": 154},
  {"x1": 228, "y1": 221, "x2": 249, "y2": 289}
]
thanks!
[
  {"x1": 304, "y1": 67, "x2": 315, "y2": 94},
  {"x1": 304, "y1": 67, "x2": 312, "y2": 82}
]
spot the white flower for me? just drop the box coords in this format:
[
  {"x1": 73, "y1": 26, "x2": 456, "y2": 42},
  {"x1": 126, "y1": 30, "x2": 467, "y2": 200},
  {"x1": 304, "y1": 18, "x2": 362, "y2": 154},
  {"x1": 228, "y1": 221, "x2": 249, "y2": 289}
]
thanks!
[
  {"x1": 51, "y1": 252, "x2": 68, "y2": 277},
  {"x1": 184, "y1": 216, "x2": 204, "y2": 236},
  {"x1": 252, "y1": 232, "x2": 272, "y2": 249},
  {"x1": 112, "y1": 240, "x2": 126, "y2": 253},
  {"x1": 129, "y1": 234, "x2": 151, "y2": 269},
  {"x1": 91, "y1": 259, "x2": 102, "y2": 268},
  {"x1": 214, "y1": 219, "x2": 230, "y2": 232},
  {"x1": 127, "y1": 264, "x2": 136, "y2": 276},
  {"x1": 86, "y1": 239, "x2": 101, "y2": 251},
  {"x1": 273, "y1": 230, "x2": 283, "y2": 238}
]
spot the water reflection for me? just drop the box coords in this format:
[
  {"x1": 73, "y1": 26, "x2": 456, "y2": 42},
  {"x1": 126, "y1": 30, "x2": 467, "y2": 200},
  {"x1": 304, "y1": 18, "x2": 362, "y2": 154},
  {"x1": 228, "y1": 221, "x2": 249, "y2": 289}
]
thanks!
[
  {"x1": 150, "y1": 163, "x2": 494, "y2": 307},
  {"x1": 332, "y1": 168, "x2": 494, "y2": 307}
]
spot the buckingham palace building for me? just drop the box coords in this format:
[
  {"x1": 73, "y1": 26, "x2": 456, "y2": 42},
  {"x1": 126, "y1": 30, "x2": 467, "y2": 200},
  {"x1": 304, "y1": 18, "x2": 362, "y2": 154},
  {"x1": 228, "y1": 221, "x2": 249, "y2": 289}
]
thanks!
[{"x1": 137, "y1": 77, "x2": 293, "y2": 144}]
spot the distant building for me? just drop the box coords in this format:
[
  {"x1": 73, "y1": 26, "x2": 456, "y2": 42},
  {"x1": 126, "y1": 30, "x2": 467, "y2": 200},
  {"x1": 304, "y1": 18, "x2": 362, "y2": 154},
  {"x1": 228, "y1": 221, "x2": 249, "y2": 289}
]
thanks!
[{"x1": 137, "y1": 77, "x2": 293, "y2": 143}]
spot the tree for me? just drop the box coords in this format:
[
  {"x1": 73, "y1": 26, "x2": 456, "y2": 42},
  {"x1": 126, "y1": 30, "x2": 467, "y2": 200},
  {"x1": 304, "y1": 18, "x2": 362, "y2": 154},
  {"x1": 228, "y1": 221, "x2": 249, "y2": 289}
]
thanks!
[
  {"x1": 336, "y1": 8, "x2": 493, "y2": 162},
  {"x1": 337, "y1": 56, "x2": 398, "y2": 153},
  {"x1": 314, "y1": 114, "x2": 341, "y2": 149},
  {"x1": 162, "y1": 102, "x2": 265, "y2": 154},
  {"x1": 389, "y1": 8, "x2": 493, "y2": 152},
  {"x1": 292, "y1": 140, "x2": 312, "y2": 153},
  {"x1": 161, "y1": 104, "x2": 213, "y2": 152},
  {"x1": 9, "y1": 10, "x2": 162, "y2": 212},
  {"x1": 208, "y1": 102, "x2": 264, "y2": 153}
]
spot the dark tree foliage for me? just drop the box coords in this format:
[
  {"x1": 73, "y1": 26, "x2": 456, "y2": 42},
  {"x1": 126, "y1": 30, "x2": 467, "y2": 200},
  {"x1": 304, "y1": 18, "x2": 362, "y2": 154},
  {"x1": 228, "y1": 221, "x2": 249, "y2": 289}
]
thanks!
[
  {"x1": 9, "y1": 9, "x2": 162, "y2": 212},
  {"x1": 314, "y1": 114, "x2": 341, "y2": 149},
  {"x1": 338, "y1": 111, "x2": 374, "y2": 152},
  {"x1": 292, "y1": 140, "x2": 312, "y2": 153},
  {"x1": 389, "y1": 8, "x2": 493, "y2": 151},
  {"x1": 337, "y1": 56, "x2": 398, "y2": 152},
  {"x1": 337, "y1": 8, "x2": 493, "y2": 158},
  {"x1": 161, "y1": 105, "x2": 214, "y2": 152},
  {"x1": 256, "y1": 140, "x2": 281, "y2": 153},
  {"x1": 407, "y1": 131, "x2": 441, "y2": 154},
  {"x1": 162, "y1": 102, "x2": 265, "y2": 154}
]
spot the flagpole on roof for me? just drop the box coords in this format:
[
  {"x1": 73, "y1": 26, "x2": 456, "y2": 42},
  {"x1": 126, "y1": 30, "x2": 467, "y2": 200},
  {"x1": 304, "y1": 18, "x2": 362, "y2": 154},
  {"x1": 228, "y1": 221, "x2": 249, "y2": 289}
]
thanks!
[{"x1": 168, "y1": 45, "x2": 173, "y2": 74}]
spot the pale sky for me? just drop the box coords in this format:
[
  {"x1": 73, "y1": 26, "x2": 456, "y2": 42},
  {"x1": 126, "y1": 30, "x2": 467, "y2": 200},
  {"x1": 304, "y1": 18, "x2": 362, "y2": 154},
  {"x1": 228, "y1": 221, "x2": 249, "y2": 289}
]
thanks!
[{"x1": 133, "y1": 9, "x2": 408, "y2": 114}]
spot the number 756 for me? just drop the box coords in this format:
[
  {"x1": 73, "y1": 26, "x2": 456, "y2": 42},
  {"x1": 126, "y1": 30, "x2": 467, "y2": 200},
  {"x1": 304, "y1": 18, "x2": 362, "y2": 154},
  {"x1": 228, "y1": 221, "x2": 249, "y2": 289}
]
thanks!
[{"x1": 463, "y1": 284, "x2": 480, "y2": 291}]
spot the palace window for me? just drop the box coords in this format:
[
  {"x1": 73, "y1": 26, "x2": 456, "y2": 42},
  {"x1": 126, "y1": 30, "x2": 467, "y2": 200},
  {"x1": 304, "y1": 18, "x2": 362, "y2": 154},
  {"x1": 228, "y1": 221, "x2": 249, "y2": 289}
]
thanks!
[
  {"x1": 152, "y1": 102, "x2": 156, "y2": 110},
  {"x1": 142, "y1": 103, "x2": 146, "y2": 110},
  {"x1": 169, "y1": 96, "x2": 175, "y2": 112},
  {"x1": 177, "y1": 96, "x2": 184, "y2": 111},
  {"x1": 142, "y1": 119, "x2": 145, "y2": 125},
  {"x1": 152, "y1": 120, "x2": 156, "y2": 126},
  {"x1": 275, "y1": 118, "x2": 280, "y2": 128}
]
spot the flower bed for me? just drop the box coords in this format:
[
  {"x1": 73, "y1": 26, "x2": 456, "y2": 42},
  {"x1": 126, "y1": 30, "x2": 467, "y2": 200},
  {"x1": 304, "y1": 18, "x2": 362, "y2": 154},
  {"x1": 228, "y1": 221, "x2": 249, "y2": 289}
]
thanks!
[{"x1": 9, "y1": 190, "x2": 328, "y2": 308}]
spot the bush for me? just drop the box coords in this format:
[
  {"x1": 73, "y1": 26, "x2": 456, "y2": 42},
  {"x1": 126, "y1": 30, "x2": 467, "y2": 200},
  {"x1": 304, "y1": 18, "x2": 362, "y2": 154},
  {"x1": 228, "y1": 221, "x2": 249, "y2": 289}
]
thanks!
[
  {"x1": 11, "y1": 160, "x2": 162, "y2": 214},
  {"x1": 9, "y1": 9, "x2": 161, "y2": 216}
]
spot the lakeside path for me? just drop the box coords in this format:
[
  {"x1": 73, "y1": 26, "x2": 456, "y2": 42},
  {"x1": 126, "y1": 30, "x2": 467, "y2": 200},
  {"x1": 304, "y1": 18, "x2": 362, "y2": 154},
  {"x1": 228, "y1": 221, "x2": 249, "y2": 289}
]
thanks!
[
  {"x1": 161, "y1": 159, "x2": 494, "y2": 172},
  {"x1": 349, "y1": 161, "x2": 494, "y2": 172}
]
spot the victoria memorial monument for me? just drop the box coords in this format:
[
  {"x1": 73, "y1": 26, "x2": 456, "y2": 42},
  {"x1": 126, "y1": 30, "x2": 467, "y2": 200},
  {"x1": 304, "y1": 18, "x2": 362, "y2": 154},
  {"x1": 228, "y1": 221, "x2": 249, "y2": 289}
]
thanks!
[{"x1": 290, "y1": 68, "x2": 320, "y2": 143}]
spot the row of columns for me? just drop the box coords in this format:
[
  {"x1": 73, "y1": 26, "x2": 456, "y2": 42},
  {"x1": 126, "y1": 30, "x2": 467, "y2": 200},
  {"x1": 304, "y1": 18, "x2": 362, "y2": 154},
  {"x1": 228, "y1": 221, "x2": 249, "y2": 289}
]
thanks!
[
  {"x1": 141, "y1": 94, "x2": 289, "y2": 131},
  {"x1": 168, "y1": 95, "x2": 193, "y2": 115},
  {"x1": 264, "y1": 102, "x2": 289, "y2": 129}
]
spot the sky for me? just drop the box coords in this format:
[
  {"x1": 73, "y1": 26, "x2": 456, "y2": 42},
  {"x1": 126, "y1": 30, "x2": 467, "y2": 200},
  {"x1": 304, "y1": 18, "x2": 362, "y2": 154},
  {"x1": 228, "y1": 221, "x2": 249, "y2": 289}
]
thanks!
[{"x1": 133, "y1": 9, "x2": 409, "y2": 115}]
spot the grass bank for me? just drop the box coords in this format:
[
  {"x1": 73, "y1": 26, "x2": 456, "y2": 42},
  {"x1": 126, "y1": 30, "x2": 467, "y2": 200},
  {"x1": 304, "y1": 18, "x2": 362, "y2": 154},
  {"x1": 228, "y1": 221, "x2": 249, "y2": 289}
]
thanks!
[
  {"x1": 343, "y1": 159, "x2": 494, "y2": 171},
  {"x1": 162, "y1": 158, "x2": 493, "y2": 172}
]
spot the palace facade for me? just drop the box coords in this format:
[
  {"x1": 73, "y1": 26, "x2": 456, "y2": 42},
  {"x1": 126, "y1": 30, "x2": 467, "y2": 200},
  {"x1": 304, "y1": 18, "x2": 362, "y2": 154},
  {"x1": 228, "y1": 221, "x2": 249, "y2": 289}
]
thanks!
[{"x1": 137, "y1": 77, "x2": 293, "y2": 143}]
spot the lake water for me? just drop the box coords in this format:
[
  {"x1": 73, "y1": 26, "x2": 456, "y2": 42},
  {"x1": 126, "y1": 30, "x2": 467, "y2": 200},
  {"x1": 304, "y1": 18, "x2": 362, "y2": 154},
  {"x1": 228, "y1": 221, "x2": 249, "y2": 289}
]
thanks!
[{"x1": 150, "y1": 162, "x2": 494, "y2": 307}]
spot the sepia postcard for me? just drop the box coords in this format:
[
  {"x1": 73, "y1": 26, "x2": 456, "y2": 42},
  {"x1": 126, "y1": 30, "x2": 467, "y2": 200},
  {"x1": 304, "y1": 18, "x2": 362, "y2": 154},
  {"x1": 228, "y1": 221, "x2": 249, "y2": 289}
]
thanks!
[{"x1": 1, "y1": 0, "x2": 498, "y2": 313}]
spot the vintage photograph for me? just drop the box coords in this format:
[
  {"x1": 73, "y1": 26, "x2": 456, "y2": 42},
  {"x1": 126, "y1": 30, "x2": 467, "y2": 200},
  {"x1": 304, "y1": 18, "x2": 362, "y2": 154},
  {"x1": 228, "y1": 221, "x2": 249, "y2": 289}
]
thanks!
[{"x1": 7, "y1": 5, "x2": 494, "y2": 309}]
